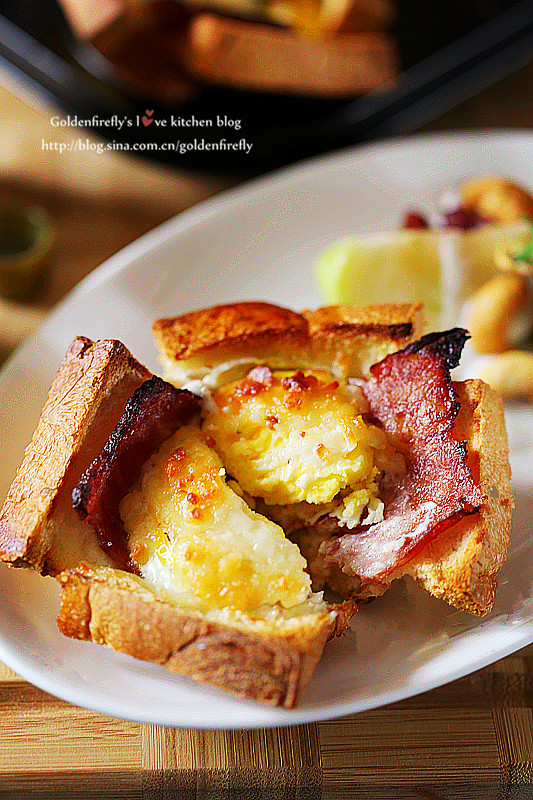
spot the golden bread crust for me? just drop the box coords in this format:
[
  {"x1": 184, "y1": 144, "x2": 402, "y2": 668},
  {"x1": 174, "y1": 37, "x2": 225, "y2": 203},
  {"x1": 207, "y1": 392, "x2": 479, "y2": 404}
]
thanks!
[
  {"x1": 303, "y1": 303, "x2": 425, "y2": 378},
  {"x1": 58, "y1": 566, "x2": 335, "y2": 708},
  {"x1": 154, "y1": 302, "x2": 308, "y2": 361},
  {"x1": 153, "y1": 301, "x2": 424, "y2": 382},
  {"x1": 0, "y1": 337, "x2": 150, "y2": 574},
  {"x1": 402, "y1": 379, "x2": 513, "y2": 614}
]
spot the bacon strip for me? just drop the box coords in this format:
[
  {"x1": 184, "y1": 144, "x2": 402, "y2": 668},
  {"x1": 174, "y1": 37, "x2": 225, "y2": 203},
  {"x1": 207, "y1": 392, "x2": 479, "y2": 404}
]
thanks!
[
  {"x1": 72, "y1": 377, "x2": 200, "y2": 570},
  {"x1": 320, "y1": 329, "x2": 484, "y2": 581}
]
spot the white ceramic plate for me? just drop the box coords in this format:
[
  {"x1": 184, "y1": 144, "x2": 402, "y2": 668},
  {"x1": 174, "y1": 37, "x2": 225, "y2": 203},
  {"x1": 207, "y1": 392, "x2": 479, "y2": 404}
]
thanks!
[{"x1": 1, "y1": 131, "x2": 532, "y2": 729}]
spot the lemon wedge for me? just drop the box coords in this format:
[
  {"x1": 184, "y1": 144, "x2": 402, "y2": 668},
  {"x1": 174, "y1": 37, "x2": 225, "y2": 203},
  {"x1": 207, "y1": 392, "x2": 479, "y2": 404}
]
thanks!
[{"x1": 314, "y1": 221, "x2": 531, "y2": 329}]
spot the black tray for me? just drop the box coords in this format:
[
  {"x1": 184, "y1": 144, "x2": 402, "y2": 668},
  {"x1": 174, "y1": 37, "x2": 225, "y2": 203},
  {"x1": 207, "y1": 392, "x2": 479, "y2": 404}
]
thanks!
[{"x1": 1, "y1": 0, "x2": 533, "y2": 174}]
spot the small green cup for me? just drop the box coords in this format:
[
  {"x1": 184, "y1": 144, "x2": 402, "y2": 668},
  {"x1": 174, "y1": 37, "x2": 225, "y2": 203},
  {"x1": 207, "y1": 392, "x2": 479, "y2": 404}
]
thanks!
[{"x1": 0, "y1": 203, "x2": 54, "y2": 301}]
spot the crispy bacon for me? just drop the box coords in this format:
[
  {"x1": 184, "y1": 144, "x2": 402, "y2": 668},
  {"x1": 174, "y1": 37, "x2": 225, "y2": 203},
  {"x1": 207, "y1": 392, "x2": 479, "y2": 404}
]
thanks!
[
  {"x1": 232, "y1": 366, "x2": 274, "y2": 399},
  {"x1": 320, "y1": 329, "x2": 484, "y2": 581},
  {"x1": 282, "y1": 371, "x2": 318, "y2": 391},
  {"x1": 72, "y1": 377, "x2": 200, "y2": 571}
]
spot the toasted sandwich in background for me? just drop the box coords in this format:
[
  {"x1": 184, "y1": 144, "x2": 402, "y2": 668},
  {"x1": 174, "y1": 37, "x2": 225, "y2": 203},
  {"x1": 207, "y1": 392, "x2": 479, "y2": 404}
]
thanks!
[{"x1": 59, "y1": 0, "x2": 399, "y2": 100}]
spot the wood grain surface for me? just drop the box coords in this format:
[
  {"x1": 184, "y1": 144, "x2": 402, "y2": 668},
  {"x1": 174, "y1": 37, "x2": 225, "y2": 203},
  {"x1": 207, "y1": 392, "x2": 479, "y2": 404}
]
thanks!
[{"x1": 0, "y1": 644, "x2": 532, "y2": 798}]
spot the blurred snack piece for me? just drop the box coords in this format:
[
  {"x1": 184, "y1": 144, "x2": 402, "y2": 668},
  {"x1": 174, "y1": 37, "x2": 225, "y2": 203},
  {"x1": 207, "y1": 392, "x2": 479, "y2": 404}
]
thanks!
[
  {"x1": 183, "y1": 15, "x2": 396, "y2": 96},
  {"x1": 57, "y1": 0, "x2": 398, "y2": 101},
  {"x1": 460, "y1": 176, "x2": 533, "y2": 407},
  {"x1": 466, "y1": 272, "x2": 532, "y2": 355},
  {"x1": 0, "y1": 203, "x2": 54, "y2": 302},
  {"x1": 460, "y1": 176, "x2": 533, "y2": 225},
  {"x1": 478, "y1": 351, "x2": 533, "y2": 404}
]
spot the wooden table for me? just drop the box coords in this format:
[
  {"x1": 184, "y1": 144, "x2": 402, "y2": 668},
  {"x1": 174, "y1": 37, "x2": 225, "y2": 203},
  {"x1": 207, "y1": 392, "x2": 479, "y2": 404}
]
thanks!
[
  {"x1": 1, "y1": 645, "x2": 532, "y2": 797},
  {"x1": 1, "y1": 59, "x2": 533, "y2": 798}
]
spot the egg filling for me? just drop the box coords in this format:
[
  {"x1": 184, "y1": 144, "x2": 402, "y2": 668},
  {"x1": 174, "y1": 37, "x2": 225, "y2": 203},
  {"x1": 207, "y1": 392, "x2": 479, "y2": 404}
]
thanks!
[
  {"x1": 120, "y1": 425, "x2": 311, "y2": 615},
  {"x1": 120, "y1": 367, "x2": 394, "y2": 615},
  {"x1": 202, "y1": 368, "x2": 388, "y2": 528}
]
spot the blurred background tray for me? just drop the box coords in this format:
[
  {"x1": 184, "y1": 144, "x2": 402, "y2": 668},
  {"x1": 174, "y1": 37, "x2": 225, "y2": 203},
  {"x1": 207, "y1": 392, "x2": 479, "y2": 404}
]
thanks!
[{"x1": 1, "y1": 0, "x2": 533, "y2": 173}]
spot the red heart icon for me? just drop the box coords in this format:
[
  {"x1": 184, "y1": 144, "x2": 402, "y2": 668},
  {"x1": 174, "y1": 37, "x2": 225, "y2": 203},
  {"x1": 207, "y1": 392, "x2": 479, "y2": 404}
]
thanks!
[
  {"x1": 145, "y1": 109, "x2": 154, "y2": 116},
  {"x1": 142, "y1": 116, "x2": 154, "y2": 127}
]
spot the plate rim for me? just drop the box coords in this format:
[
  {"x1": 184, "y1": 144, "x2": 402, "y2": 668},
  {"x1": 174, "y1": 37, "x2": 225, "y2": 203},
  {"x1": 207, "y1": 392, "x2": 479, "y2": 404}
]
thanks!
[
  {"x1": 28, "y1": 128, "x2": 533, "y2": 322},
  {"x1": 1, "y1": 129, "x2": 533, "y2": 728}
]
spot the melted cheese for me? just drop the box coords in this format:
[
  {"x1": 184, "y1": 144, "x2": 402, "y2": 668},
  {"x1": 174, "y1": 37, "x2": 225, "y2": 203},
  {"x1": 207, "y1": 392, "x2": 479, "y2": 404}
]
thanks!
[
  {"x1": 202, "y1": 369, "x2": 386, "y2": 523},
  {"x1": 120, "y1": 426, "x2": 311, "y2": 614}
]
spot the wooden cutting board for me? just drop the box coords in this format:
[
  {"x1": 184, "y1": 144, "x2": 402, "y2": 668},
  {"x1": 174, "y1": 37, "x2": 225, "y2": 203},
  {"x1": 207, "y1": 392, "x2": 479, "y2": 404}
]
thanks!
[{"x1": 0, "y1": 643, "x2": 532, "y2": 798}]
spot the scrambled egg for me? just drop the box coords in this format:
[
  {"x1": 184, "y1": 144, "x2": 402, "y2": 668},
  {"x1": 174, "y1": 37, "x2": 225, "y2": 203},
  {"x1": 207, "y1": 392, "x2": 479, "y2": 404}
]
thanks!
[
  {"x1": 120, "y1": 426, "x2": 311, "y2": 614},
  {"x1": 202, "y1": 368, "x2": 387, "y2": 527}
]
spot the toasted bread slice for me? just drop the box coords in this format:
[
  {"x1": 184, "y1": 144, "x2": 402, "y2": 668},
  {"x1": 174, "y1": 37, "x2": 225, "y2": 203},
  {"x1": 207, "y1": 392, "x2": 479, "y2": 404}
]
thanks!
[
  {"x1": 0, "y1": 337, "x2": 150, "y2": 575},
  {"x1": 0, "y1": 336, "x2": 335, "y2": 708},
  {"x1": 57, "y1": 565, "x2": 333, "y2": 707},
  {"x1": 153, "y1": 302, "x2": 512, "y2": 616},
  {"x1": 60, "y1": 0, "x2": 397, "y2": 101},
  {"x1": 182, "y1": 14, "x2": 397, "y2": 96},
  {"x1": 153, "y1": 301, "x2": 424, "y2": 386}
]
